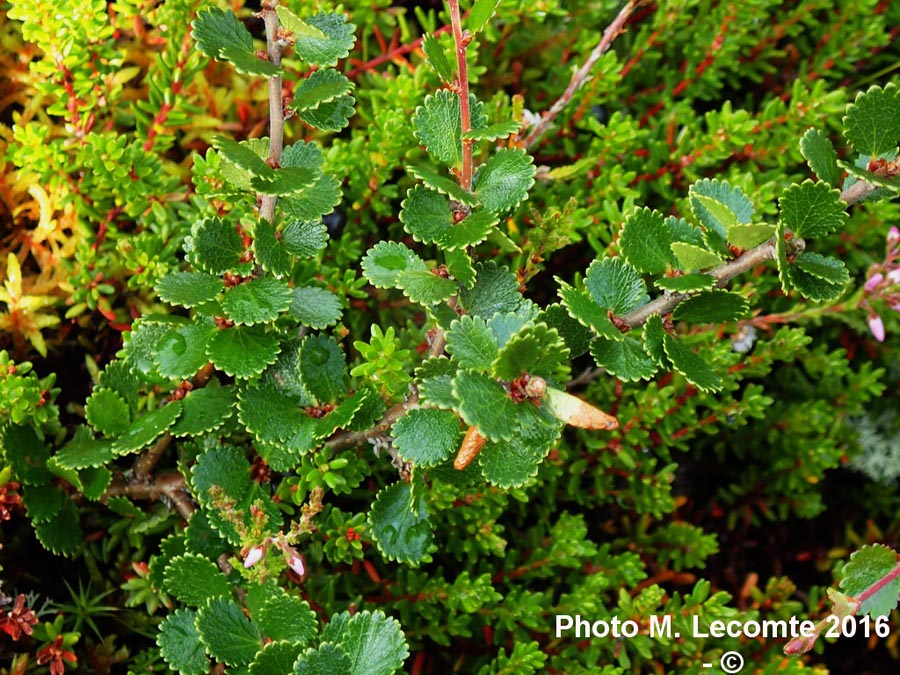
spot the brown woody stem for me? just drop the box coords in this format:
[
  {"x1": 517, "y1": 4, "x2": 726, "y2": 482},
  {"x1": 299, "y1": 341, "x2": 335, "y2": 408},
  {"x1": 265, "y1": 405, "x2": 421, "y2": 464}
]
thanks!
[
  {"x1": 524, "y1": 0, "x2": 641, "y2": 148},
  {"x1": 448, "y1": 0, "x2": 473, "y2": 190},
  {"x1": 104, "y1": 472, "x2": 195, "y2": 520},
  {"x1": 260, "y1": 0, "x2": 285, "y2": 224}
]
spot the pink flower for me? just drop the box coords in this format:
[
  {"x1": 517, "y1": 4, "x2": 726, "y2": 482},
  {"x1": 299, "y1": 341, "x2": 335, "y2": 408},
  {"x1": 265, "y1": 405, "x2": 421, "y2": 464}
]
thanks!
[
  {"x1": 865, "y1": 273, "x2": 883, "y2": 292},
  {"x1": 287, "y1": 553, "x2": 306, "y2": 577},
  {"x1": 243, "y1": 545, "x2": 265, "y2": 568},
  {"x1": 888, "y1": 268, "x2": 900, "y2": 284},
  {"x1": 869, "y1": 313, "x2": 885, "y2": 342},
  {"x1": 888, "y1": 226, "x2": 900, "y2": 245}
]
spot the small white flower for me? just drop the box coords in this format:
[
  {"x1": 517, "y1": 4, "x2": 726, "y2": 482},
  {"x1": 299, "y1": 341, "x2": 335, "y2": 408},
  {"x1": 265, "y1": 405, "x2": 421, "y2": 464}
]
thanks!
[
  {"x1": 888, "y1": 226, "x2": 900, "y2": 245},
  {"x1": 869, "y1": 314, "x2": 886, "y2": 343},
  {"x1": 287, "y1": 554, "x2": 306, "y2": 577},
  {"x1": 243, "y1": 545, "x2": 265, "y2": 568},
  {"x1": 865, "y1": 273, "x2": 884, "y2": 292}
]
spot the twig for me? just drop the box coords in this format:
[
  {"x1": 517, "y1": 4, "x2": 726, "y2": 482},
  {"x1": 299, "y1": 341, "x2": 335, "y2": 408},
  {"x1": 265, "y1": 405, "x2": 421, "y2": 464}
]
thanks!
[
  {"x1": 622, "y1": 239, "x2": 778, "y2": 328},
  {"x1": 104, "y1": 472, "x2": 195, "y2": 521},
  {"x1": 524, "y1": 0, "x2": 641, "y2": 148},
  {"x1": 260, "y1": 0, "x2": 285, "y2": 224},
  {"x1": 448, "y1": 0, "x2": 474, "y2": 190},
  {"x1": 133, "y1": 432, "x2": 173, "y2": 480},
  {"x1": 569, "y1": 178, "x2": 882, "y2": 387},
  {"x1": 325, "y1": 396, "x2": 419, "y2": 452}
]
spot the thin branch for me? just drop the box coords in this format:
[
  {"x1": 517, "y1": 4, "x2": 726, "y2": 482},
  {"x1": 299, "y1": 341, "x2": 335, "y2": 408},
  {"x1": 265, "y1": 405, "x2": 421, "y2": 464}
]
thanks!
[
  {"x1": 622, "y1": 239, "x2": 777, "y2": 328},
  {"x1": 260, "y1": 1, "x2": 285, "y2": 224},
  {"x1": 570, "y1": 178, "x2": 882, "y2": 386},
  {"x1": 104, "y1": 472, "x2": 195, "y2": 521},
  {"x1": 448, "y1": 0, "x2": 474, "y2": 190},
  {"x1": 133, "y1": 432, "x2": 173, "y2": 480},
  {"x1": 524, "y1": 0, "x2": 641, "y2": 148},
  {"x1": 326, "y1": 396, "x2": 419, "y2": 452}
]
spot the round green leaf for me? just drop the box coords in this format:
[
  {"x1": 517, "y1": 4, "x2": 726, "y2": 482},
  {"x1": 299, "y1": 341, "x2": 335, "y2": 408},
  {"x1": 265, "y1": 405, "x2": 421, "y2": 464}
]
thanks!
[
  {"x1": 584, "y1": 257, "x2": 647, "y2": 315},
  {"x1": 196, "y1": 597, "x2": 262, "y2": 666},
  {"x1": 672, "y1": 290, "x2": 750, "y2": 324},
  {"x1": 207, "y1": 326, "x2": 282, "y2": 379},
  {"x1": 368, "y1": 481, "x2": 433, "y2": 566},
  {"x1": 300, "y1": 334, "x2": 347, "y2": 403},
  {"x1": 85, "y1": 387, "x2": 130, "y2": 435},
  {"x1": 294, "y1": 643, "x2": 352, "y2": 675},
  {"x1": 23, "y1": 484, "x2": 65, "y2": 523},
  {"x1": 163, "y1": 554, "x2": 232, "y2": 607},
  {"x1": 2, "y1": 424, "x2": 51, "y2": 485},
  {"x1": 415, "y1": 358, "x2": 458, "y2": 410},
  {"x1": 590, "y1": 336, "x2": 658, "y2": 382},
  {"x1": 222, "y1": 277, "x2": 292, "y2": 326},
  {"x1": 452, "y1": 370, "x2": 519, "y2": 442},
  {"x1": 158, "y1": 609, "x2": 208, "y2": 675},
  {"x1": 800, "y1": 128, "x2": 841, "y2": 187},
  {"x1": 254, "y1": 219, "x2": 293, "y2": 278},
  {"x1": 478, "y1": 403, "x2": 560, "y2": 488},
  {"x1": 662, "y1": 334, "x2": 722, "y2": 393},
  {"x1": 292, "y1": 12, "x2": 356, "y2": 67},
  {"x1": 298, "y1": 94, "x2": 355, "y2": 131},
  {"x1": 670, "y1": 242, "x2": 724, "y2": 272},
  {"x1": 192, "y1": 7, "x2": 252, "y2": 58},
  {"x1": 124, "y1": 317, "x2": 182, "y2": 383},
  {"x1": 33, "y1": 499, "x2": 82, "y2": 556},
  {"x1": 413, "y1": 89, "x2": 464, "y2": 165},
  {"x1": 557, "y1": 281, "x2": 621, "y2": 340},
  {"x1": 187, "y1": 217, "x2": 251, "y2": 275},
  {"x1": 392, "y1": 408, "x2": 461, "y2": 467},
  {"x1": 78, "y1": 466, "x2": 111, "y2": 501},
  {"x1": 458, "y1": 261, "x2": 521, "y2": 318},
  {"x1": 156, "y1": 272, "x2": 224, "y2": 308},
  {"x1": 397, "y1": 269, "x2": 457, "y2": 306},
  {"x1": 155, "y1": 321, "x2": 217, "y2": 380},
  {"x1": 793, "y1": 252, "x2": 850, "y2": 285},
  {"x1": 320, "y1": 610, "x2": 410, "y2": 675},
  {"x1": 292, "y1": 68, "x2": 353, "y2": 111},
  {"x1": 238, "y1": 376, "x2": 310, "y2": 444},
  {"x1": 839, "y1": 544, "x2": 900, "y2": 617},
  {"x1": 491, "y1": 323, "x2": 570, "y2": 380},
  {"x1": 52, "y1": 438, "x2": 115, "y2": 470},
  {"x1": 280, "y1": 174, "x2": 342, "y2": 223},
  {"x1": 290, "y1": 286, "x2": 342, "y2": 329},
  {"x1": 400, "y1": 185, "x2": 494, "y2": 250},
  {"x1": 843, "y1": 82, "x2": 900, "y2": 156},
  {"x1": 473, "y1": 147, "x2": 535, "y2": 213},
  {"x1": 171, "y1": 386, "x2": 235, "y2": 438},
  {"x1": 619, "y1": 207, "x2": 673, "y2": 274},
  {"x1": 445, "y1": 315, "x2": 499, "y2": 372},
  {"x1": 361, "y1": 241, "x2": 426, "y2": 289},
  {"x1": 250, "y1": 641, "x2": 304, "y2": 675},
  {"x1": 257, "y1": 595, "x2": 317, "y2": 645},
  {"x1": 113, "y1": 402, "x2": 182, "y2": 457},
  {"x1": 778, "y1": 180, "x2": 847, "y2": 239},
  {"x1": 689, "y1": 178, "x2": 754, "y2": 236},
  {"x1": 642, "y1": 314, "x2": 667, "y2": 368}
]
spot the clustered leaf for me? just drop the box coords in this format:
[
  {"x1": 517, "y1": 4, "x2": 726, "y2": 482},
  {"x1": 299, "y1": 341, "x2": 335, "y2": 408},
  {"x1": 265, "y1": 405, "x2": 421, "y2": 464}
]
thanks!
[{"x1": 843, "y1": 82, "x2": 900, "y2": 157}]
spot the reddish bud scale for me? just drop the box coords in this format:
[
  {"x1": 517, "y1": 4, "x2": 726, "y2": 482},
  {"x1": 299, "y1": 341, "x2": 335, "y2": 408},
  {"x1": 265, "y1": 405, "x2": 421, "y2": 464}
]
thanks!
[
  {"x1": 454, "y1": 426, "x2": 488, "y2": 470},
  {"x1": 544, "y1": 388, "x2": 618, "y2": 430}
]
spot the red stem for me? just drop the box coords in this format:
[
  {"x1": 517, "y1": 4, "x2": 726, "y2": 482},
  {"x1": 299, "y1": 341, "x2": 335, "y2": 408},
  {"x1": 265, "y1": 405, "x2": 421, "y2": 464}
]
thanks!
[
  {"x1": 260, "y1": 1, "x2": 285, "y2": 224},
  {"x1": 857, "y1": 560, "x2": 900, "y2": 606},
  {"x1": 448, "y1": 0, "x2": 473, "y2": 190}
]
